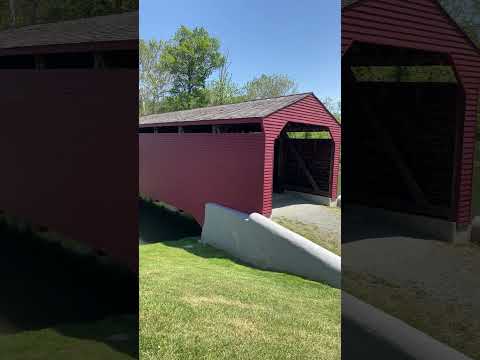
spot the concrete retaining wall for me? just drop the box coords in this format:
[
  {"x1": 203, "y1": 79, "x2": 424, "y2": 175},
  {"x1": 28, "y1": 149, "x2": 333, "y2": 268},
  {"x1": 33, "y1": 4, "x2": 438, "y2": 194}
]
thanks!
[
  {"x1": 348, "y1": 205, "x2": 472, "y2": 243},
  {"x1": 343, "y1": 292, "x2": 473, "y2": 360},
  {"x1": 201, "y1": 203, "x2": 341, "y2": 288},
  {"x1": 287, "y1": 191, "x2": 337, "y2": 207}
]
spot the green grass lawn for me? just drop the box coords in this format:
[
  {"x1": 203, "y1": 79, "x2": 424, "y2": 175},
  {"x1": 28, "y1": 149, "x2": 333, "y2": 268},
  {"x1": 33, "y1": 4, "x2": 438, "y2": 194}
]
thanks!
[
  {"x1": 140, "y1": 238, "x2": 340, "y2": 360},
  {"x1": 0, "y1": 216, "x2": 138, "y2": 359},
  {"x1": 0, "y1": 316, "x2": 137, "y2": 360},
  {"x1": 273, "y1": 217, "x2": 341, "y2": 256}
]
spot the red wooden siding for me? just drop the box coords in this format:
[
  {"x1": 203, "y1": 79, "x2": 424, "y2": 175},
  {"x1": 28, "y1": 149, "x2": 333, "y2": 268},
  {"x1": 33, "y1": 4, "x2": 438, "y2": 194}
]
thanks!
[
  {"x1": 139, "y1": 133, "x2": 265, "y2": 225},
  {"x1": 262, "y1": 95, "x2": 341, "y2": 216},
  {"x1": 0, "y1": 70, "x2": 138, "y2": 270},
  {"x1": 342, "y1": 0, "x2": 480, "y2": 225}
]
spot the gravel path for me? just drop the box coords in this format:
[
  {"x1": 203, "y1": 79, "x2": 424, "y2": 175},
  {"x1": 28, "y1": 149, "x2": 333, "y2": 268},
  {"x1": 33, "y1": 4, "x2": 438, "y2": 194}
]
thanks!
[
  {"x1": 271, "y1": 192, "x2": 341, "y2": 243},
  {"x1": 343, "y1": 207, "x2": 480, "y2": 307}
]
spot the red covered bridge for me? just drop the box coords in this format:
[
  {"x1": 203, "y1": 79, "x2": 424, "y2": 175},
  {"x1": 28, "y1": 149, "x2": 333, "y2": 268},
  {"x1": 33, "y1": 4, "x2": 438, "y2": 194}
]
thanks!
[
  {"x1": 139, "y1": 93, "x2": 341, "y2": 225},
  {"x1": 342, "y1": 0, "x2": 480, "y2": 240},
  {"x1": 0, "y1": 12, "x2": 138, "y2": 270}
]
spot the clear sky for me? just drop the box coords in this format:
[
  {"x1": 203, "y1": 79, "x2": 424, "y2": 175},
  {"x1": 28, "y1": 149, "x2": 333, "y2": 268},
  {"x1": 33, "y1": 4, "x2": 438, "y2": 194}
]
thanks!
[{"x1": 140, "y1": 0, "x2": 340, "y2": 102}]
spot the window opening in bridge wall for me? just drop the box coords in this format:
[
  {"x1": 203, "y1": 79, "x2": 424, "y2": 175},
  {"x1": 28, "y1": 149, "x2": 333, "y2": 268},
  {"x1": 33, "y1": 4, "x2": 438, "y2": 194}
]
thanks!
[
  {"x1": 44, "y1": 52, "x2": 94, "y2": 69},
  {"x1": 0, "y1": 49, "x2": 137, "y2": 70},
  {"x1": 138, "y1": 126, "x2": 179, "y2": 134},
  {"x1": 0, "y1": 55, "x2": 35, "y2": 69},
  {"x1": 273, "y1": 123, "x2": 333, "y2": 197},
  {"x1": 138, "y1": 123, "x2": 263, "y2": 134},
  {"x1": 216, "y1": 123, "x2": 262, "y2": 133},
  {"x1": 182, "y1": 125, "x2": 213, "y2": 133},
  {"x1": 351, "y1": 65, "x2": 457, "y2": 83},
  {"x1": 101, "y1": 50, "x2": 138, "y2": 69}
]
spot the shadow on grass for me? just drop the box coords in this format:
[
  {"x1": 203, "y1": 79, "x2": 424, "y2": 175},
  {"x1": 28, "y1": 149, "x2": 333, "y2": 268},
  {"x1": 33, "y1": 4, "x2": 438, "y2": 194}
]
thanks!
[
  {"x1": 139, "y1": 200, "x2": 248, "y2": 263},
  {"x1": 139, "y1": 200, "x2": 344, "y2": 293},
  {"x1": 0, "y1": 218, "x2": 138, "y2": 358},
  {"x1": 139, "y1": 200, "x2": 201, "y2": 244}
]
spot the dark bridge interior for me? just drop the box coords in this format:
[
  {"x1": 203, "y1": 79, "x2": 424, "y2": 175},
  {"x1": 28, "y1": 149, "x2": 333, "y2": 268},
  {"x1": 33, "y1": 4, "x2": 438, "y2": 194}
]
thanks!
[
  {"x1": 273, "y1": 122, "x2": 333, "y2": 198},
  {"x1": 342, "y1": 42, "x2": 464, "y2": 221}
]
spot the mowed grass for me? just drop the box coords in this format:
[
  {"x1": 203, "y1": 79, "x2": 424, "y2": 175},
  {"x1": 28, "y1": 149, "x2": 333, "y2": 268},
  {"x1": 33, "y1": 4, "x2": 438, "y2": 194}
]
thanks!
[
  {"x1": 140, "y1": 238, "x2": 340, "y2": 360},
  {"x1": 0, "y1": 316, "x2": 138, "y2": 360},
  {"x1": 273, "y1": 217, "x2": 341, "y2": 256}
]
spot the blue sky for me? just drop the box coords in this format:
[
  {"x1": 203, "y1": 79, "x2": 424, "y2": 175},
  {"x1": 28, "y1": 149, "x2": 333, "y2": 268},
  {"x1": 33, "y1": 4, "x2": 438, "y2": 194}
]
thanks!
[{"x1": 140, "y1": 0, "x2": 340, "y2": 101}]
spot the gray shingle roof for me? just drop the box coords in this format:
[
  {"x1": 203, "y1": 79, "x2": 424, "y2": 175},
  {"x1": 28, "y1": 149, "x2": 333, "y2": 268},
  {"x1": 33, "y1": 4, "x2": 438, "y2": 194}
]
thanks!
[
  {"x1": 139, "y1": 93, "x2": 312, "y2": 125},
  {"x1": 341, "y1": 0, "x2": 358, "y2": 7},
  {"x1": 0, "y1": 11, "x2": 138, "y2": 50}
]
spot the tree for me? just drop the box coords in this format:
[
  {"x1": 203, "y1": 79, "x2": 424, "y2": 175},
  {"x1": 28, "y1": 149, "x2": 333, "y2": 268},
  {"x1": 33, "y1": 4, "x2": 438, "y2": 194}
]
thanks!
[
  {"x1": 139, "y1": 39, "x2": 171, "y2": 116},
  {"x1": 242, "y1": 74, "x2": 298, "y2": 100},
  {"x1": 322, "y1": 97, "x2": 341, "y2": 122},
  {"x1": 440, "y1": 0, "x2": 480, "y2": 47},
  {"x1": 207, "y1": 52, "x2": 241, "y2": 106},
  {"x1": 160, "y1": 25, "x2": 225, "y2": 110}
]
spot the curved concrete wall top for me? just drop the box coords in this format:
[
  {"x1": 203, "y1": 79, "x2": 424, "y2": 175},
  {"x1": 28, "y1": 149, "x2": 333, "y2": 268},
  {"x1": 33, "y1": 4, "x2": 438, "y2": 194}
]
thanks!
[
  {"x1": 343, "y1": 292, "x2": 473, "y2": 360},
  {"x1": 201, "y1": 203, "x2": 341, "y2": 288}
]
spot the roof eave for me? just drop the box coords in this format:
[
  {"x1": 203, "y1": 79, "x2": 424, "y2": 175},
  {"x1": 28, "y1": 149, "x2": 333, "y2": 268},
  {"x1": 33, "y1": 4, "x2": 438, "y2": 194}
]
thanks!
[
  {"x1": 138, "y1": 117, "x2": 264, "y2": 127},
  {"x1": 0, "y1": 39, "x2": 137, "y2": 56}
]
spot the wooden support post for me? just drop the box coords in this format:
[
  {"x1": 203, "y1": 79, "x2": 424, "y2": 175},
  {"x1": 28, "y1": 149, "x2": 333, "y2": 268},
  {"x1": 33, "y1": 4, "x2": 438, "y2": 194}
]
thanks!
[
  {"x1": 277, "y1": 136, "x2": 285, "y2": 192},
  {"x1": 94, "y1": 52, "x2": 105, "y2": 69},
  {"x1": 34, "y1": 55, "x2": 45, "y2": 70}
]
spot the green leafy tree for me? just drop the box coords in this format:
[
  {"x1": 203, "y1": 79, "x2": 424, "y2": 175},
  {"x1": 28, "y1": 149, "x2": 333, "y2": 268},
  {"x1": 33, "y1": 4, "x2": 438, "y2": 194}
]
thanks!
[
  {"x1": 207, "y1": 52, "x2": 241, "y2": 106},
  {"x1": 440, "y1": 0, "x2": 480, "y2": 47},
  {"x1": 160, "y1": 25, "x2": 225, "y2": 110},
  {"x1": 139, "y1": 39, "x2": 171, "y2": 116},
  {"x1": 7, "y1": 0, "x2": 15, "y2": 26},
  {"x1": 322, "y1": 97, "x2": 341, "y2": 122},
  {"x1": 242, "y1": 74, "x2": 298, "y2": 100}
]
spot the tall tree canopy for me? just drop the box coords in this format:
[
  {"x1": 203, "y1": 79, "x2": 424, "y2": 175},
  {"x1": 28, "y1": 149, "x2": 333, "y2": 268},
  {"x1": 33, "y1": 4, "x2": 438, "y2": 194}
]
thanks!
[
  {"x1": 138, "y1": 26, "x2": 338, "y2": 115},
  {"x1": 160, "y1": 25, "x2": 225, "y2": 110},
  {"x1": 322, "y1": 97, "x2": 341, "y2": 122},
  {"x1": 139, "y1": 39, "x2": 171, "y2": 116},
  {"x1": 242, "y1": 74, "x2": 298, "y2": 100},
  {"x1": 206, "y1": 52, "x2": 241, "y2": 106}
]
